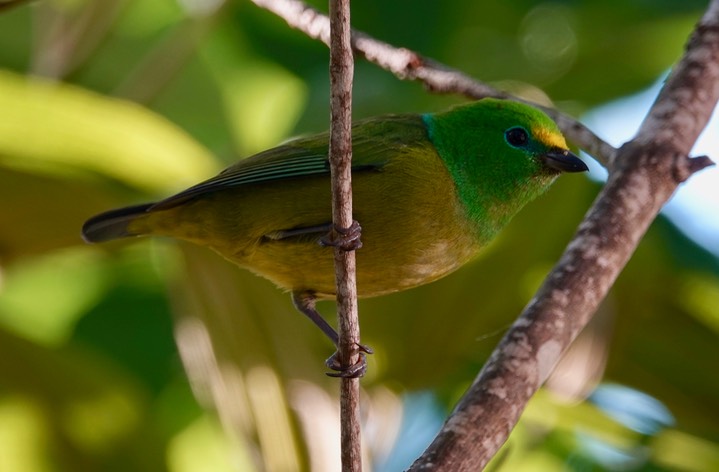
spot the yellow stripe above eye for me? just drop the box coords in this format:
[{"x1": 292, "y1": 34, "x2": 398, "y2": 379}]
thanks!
[{"x1": 533, "y1": 125, "x2": 569, "y2": 150}]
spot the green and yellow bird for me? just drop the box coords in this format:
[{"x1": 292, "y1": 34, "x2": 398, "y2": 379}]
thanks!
[{"x1": 83, "y1": 98, "x2": 587, "y2": 375}]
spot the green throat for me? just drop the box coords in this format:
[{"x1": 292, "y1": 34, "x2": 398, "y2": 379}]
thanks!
[{"x1": 422, "y1": 104, "x2": 559, "y2": 243}]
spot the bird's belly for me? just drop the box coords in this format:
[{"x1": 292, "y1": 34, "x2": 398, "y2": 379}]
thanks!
[
  {"x1": 358, "y1": 236, "x2": 477, "y2": 296},
  {"x1": 232, "y1": 229, "x2": 479, "y2": 299}
]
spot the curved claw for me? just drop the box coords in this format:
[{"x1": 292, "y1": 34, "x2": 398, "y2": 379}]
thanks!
[
  {"x1": 357, "y1": 343, "x2": 373, "y2": 355},
  {"x1": 326, "y1": 352, "x2": 368, "y2": 378},
  {"x1": 324, "y1": 342, "x2": 373, "y2": 378},
  {"x1": 320, "y1": 220, "x2": 363, "y2": 251}
]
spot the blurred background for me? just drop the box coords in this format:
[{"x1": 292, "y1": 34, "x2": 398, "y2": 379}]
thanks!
[{"x1": 0, "y1": 0, "x2": 718, "y2": 470}]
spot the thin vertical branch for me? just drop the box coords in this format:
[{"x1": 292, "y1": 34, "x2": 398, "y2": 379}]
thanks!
[{"x1": 328, "y1": 1, "x2": 362, "y2": 471}]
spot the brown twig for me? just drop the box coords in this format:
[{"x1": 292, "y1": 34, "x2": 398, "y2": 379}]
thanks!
[
  {"x1": 249, "y1": 0, "x2": 617, "y2": 167},
  {"x1": 327, "y1": 1, "x2": 363, "y2": 471}
]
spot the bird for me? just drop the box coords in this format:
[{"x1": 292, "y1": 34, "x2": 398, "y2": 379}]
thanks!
[{"x1": 82, "y1": 98, "x2": 587, "y2": 377}]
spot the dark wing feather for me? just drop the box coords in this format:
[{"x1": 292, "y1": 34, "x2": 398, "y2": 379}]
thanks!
[{"x1": 150, "y1": 114, "x2": 426, "y2": 211}]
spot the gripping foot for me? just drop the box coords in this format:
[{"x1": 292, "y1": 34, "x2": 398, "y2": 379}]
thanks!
[
  {"x1": 320, "y1": 220, "x2": 362, "y2": 251},
  {"x1": 292, "y1": 291, "x2": 373, "y2": 378},
  {"x1": 325, "y1": 343, "x2": 374, "y2": 378}
]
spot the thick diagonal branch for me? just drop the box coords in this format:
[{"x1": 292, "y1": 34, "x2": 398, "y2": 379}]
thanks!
[{"x1": 408, "y1": 1, "x2": 718, "y2": 469}]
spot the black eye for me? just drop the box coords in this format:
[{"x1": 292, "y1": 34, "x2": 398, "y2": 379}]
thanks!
[{"x1": 505, "y1": 127, "x2": 529, "y2": 148}]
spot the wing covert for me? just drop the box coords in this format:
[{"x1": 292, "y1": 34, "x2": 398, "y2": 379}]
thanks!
[{"x1": 150, "y1": 114, "x2": 428, "y2": 211}]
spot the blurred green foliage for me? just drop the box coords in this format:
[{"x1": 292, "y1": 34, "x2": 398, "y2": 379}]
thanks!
[{"x1": 0, "y1": 0, "x2": 718, "y2": 471}]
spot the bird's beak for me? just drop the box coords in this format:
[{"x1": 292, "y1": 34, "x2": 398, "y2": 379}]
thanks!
[{"x1": 541, "y1": 148, "x2": 588, "y2": 173}]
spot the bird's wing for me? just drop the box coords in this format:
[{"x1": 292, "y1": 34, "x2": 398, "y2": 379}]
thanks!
[{"x1": 151, "y1": 115, "x2": 426, "y2": 211}]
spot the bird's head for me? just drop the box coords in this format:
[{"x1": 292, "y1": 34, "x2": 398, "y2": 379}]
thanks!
[
  {"x1": 426, "y1": 98, "x2": 587, "y2": 189},
  {"x1": 424, "y1": 98, "x2": 588, "y2": 234}
]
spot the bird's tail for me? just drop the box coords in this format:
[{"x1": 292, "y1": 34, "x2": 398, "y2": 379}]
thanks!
[{"x1": 82, "y1": 203, "x2": 154, "y2": 243}]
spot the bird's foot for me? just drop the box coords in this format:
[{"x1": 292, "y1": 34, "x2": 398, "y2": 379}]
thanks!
[
  {"x1": 325, "y1": 343, "x2": 374, "y2": 378},
  {"x1": 320, "y1": 220, "x2": 363, "y2": 251}
]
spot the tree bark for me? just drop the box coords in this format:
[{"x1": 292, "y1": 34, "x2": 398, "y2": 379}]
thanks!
[
  {"x1": 328, "y1": 1, "x2": 362, "y2": 471},
  {"x1": 408, "y1": 1, "x2": 718, "y2": 469}
]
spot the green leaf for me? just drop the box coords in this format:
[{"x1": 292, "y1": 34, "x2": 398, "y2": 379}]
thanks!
[{"x1": 0, "y1": 69, "x2": 217, "y2": 193}]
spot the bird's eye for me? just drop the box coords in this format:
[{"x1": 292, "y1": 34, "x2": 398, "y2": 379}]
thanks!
[{"x1": 505, "y1": 127, "x2": 529, "y2": 148}]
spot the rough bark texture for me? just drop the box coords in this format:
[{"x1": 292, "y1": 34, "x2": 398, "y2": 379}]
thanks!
[
  {"x1": 328, "y1": 1, "x2": 362, "y2": 471},
  {"x1": 408, "y1": 2, "x2": 718, "y2": 469}
]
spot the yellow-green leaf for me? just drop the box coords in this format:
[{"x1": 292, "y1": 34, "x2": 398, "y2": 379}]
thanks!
[{"x1": 0, "y1": 69, "x2": 217, "y2": 193}]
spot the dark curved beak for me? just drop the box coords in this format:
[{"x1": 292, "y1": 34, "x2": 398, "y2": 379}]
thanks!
[{"x1": 542, "y1": 149, "x2": 588, "y2": 173}]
